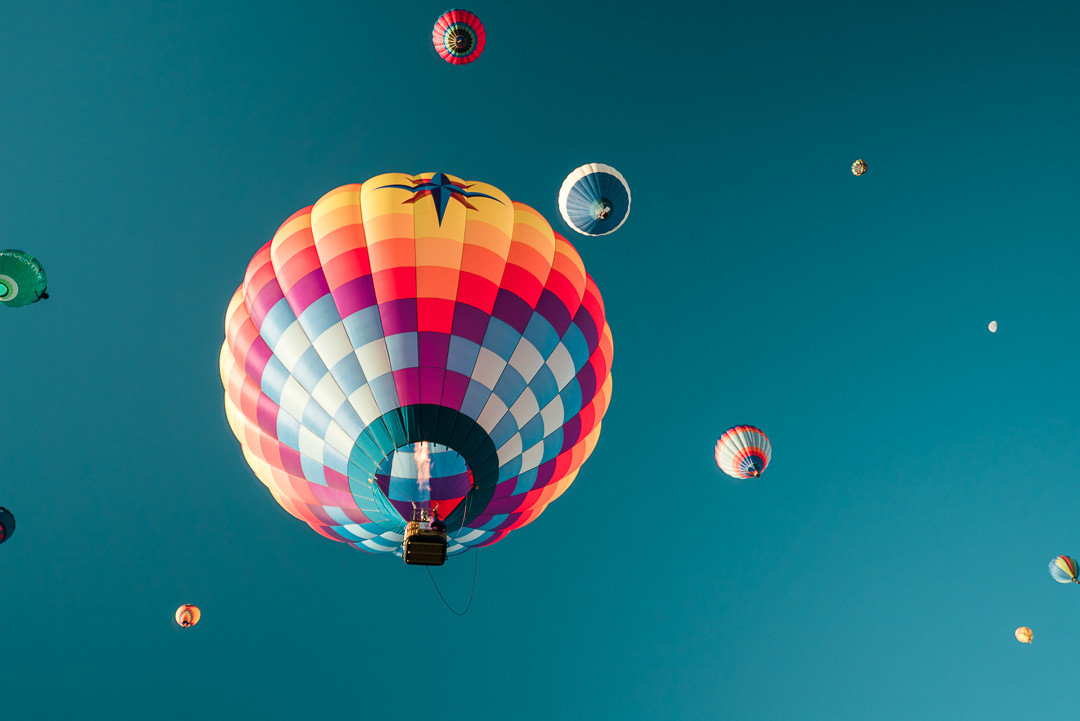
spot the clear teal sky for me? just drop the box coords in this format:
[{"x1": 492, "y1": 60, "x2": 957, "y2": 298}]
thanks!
[{"x1": 2, "y1": 1, "x2": 1080, "y2": 719}]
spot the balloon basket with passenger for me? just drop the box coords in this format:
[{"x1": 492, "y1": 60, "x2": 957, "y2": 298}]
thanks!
[{"x1": 402, "y1": 509, "x2": 448, "y2": 566}]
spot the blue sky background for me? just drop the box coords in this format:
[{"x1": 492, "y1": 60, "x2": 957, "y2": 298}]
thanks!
[{"x1": 2, "y1": 1, "x2": 1079, "y2": 718}]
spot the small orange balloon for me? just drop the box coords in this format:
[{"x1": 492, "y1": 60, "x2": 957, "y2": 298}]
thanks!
[
  {"x1": 175, "y1": 604, "x2": 201, "y2": 628},
  {"x1": 1015, "y1": 626, "x2": 1032, "y2": 644}
]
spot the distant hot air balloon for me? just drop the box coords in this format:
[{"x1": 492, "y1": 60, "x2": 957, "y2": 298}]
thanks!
[
  {"x1": 220, "y1": 173, "x2": 613, "y2": 562},
  {"x1": 1015, "y1": 626, "x2": 1033, "y2": 643},
  {"x1": 0, "y1": 250, "x2": 48, "y2": 307},
  {"x1": 0, "y1": 507, "x2": 14, "y2": 544},
  {"x1": 175, "y1": 604, "x2": 200, "y2": 628},
  {"x1": 988, "y1": 320, "x2": 998, "y2": 333},
  {"x1": 1050, "y1": 555, "x2": 1078, "y2": 584},
  {"x1": 851, "y1": 159, "x2": 868, "y2": 176},
  {"x1": 714, "y1": 425, "x2": 772, "y2": 479},
  {"x1": 433, "y1": 9, "x2": 485, "y2": 65},
  {"x1": 558, "y1": 163, "x2": 631, "y2": 237}
]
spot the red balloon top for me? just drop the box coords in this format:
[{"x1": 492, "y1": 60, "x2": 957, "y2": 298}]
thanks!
[{"x1": 433, "y1": 9, "x2": 486, "y2": 65}]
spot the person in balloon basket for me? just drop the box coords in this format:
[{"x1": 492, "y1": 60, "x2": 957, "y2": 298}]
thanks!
[{"x1": 430, "y1": 509, "x2": 447, "y2": 534}]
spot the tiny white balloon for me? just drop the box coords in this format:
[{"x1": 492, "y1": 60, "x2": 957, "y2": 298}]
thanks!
[{"x1": 988, "y1": 321, "x2": 998, "y2": 333}]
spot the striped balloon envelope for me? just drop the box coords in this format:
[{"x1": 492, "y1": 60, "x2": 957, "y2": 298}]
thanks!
[
  {"x1": 220, "y1": 173, "x2": 613, "y2": 557},
  {"x1": 1049, "y1": 555, "x2": 1078, "y2": 583},
  {"x1": 0, "y1": 507, "x2": 14, "y2": 544},
  {"x1": 175, "y1": 604, "x2": 200, "y2": 628},
  {"x1": 714, "y1": 425, "x2": 772, "y2": 479},
  {"x1": 432, "y1": 9, "x2": 486, "y2": 65},
  {"x1": 558, "y1": 164, "x2": 631, "y2": 237}
]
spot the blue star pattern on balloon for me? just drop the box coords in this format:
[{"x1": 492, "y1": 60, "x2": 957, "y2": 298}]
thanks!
[{"x1": 378, "y1": 173, "x2": 501, "y2": 224}]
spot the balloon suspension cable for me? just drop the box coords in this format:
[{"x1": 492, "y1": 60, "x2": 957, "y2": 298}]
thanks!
[
  {"x1": 425, "y1": 491, "x2": 476, "y2": 615},
  {"x1": 427, "y1": 548, "x2": 478, "y2": 616},
  {"x1": 457, "y1": 488, "x2": 470, "y2": 533}
]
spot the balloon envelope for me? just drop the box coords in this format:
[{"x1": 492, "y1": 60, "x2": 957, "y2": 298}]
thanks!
[
  {"x1": 558, "y1": 164, "x2": 631, "y2": 237},
  {"x1": 433, "y1": 9, "x2": 485, "y2": 65},
  {"x1": 220, "y1": 173, "x2": 613, "y2": 557},
  {"x1": 175, "y1": 604, "x2": 200, "y2": 628},
  {"x1": 1049, "y1": 555, "x2": 1078, "y2": 583},
  {"x1": 0, "y1": 507, "x2": 14, "y2": 544},
  {"x1": 0, "y1": 250, "x2": 47, "y2": 307},
  {"x1": 851, "y1": 159, "x2": 868, "y2": 176},
  {"x1": 715, "y1": 425, "x2": 772, "y2": 479},
  {"x1": 988, "y1": 320, "x2": 997, "y2": 333},
  {"x1": 1015, "y1": 626, "x2": 1033, "y2": 643}
]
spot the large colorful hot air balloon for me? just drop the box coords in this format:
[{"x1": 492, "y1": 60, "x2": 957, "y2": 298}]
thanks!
[
  {"x1": 1015, "y1": 626, "x2": 1033, "y2": 644},
  {"x1": 220, "y1": 173, "x2": 613, "y2": 560},
  {"x1": 0, "y1": 507, "x2": 14, "y2": 544},
  {"x1": 714, "y1": 425, "x2": 772, "y2": 479},
  {"x1": 558, "y1": 164, "x2": 631, "y2": 237},
  {"x1": 851, "y1": 159, "x2": 868, "y2": 176},
  {"x1": 175, "y1": 604, "x2": 200, "y2": 628},
  {"x1": 1049, "y1": 555, "x2": 1078, "y2": 583},
  {"x1": 432, "y1": 10, "x2": 485, "y2": 65},
  {"x1": 0, "y1": 250, "x2": 48, "y2": 307}
]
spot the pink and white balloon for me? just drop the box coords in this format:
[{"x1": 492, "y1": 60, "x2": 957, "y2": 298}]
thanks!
[{"x1": 714, "y1": 425, "x2": 772, "y2": 479}]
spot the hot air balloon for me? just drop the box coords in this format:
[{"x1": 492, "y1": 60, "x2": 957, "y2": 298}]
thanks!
[
  {"x1": 0, "y1": 250, "x2": 48, "y2": 307},
  {"x1": 1050, "y1": 555, "x2": 1078, "y2": 583},
  {"x1": 0, "y1": 507, "x2": 14, "y2": 544},
  {"x1": 714, "y1": 425, "x2": 772, "y2": 479},
  {"x1": 558, "y1": 164, "x2": 631, "y2": 237},
  {"x1": 851, "y1": 159, "x2": 867, "y2": 176},
  {"x1": 175, "y1": 604, "x2": 200, "y2": 628},
  {"x1": 1015, "y1": 626, "x2": 1033, "y2": 643},
  {"x1": 433, "y1": 9, "x2": 485, "y2": 65},
  {"x1": 220, "y1": 173, "x2": 613, "y2": 564},
  {"x1": 988, "y1": 320, "x2": 998, "y2": 333}
]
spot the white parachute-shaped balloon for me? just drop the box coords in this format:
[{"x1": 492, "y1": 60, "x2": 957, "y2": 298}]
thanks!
[
  {"x1": 558, "y1": 163, "x2": 631, "y2": 236},
  {"x1": 988, "y1": 320, "x2": 998, "y2": 333}
]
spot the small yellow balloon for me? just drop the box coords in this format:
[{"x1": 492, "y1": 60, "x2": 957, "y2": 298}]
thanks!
[
  {"x1": 1015, "y1": 626, "x2": 1032, "y2": 644},
  {"x1": 175, "y1": 604, "x2": 201, "y2": 628}
]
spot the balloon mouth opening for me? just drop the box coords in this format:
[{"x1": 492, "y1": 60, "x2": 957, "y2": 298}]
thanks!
[
  {"x1": 446, "y1": 28, "x2": 474, "y2": 54},
  {"x1": 371, "y1": 440, "x2": 476, "y2": 529},
  {"x1": 592, "y1": 198, "x2": 613, "y2": 220},
  {"x1": 347, "y1": 405, "x2": 501, "y2": 535},
  {"x1": 0, "y1": 275, "x2": 14, "y2": 301}
]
